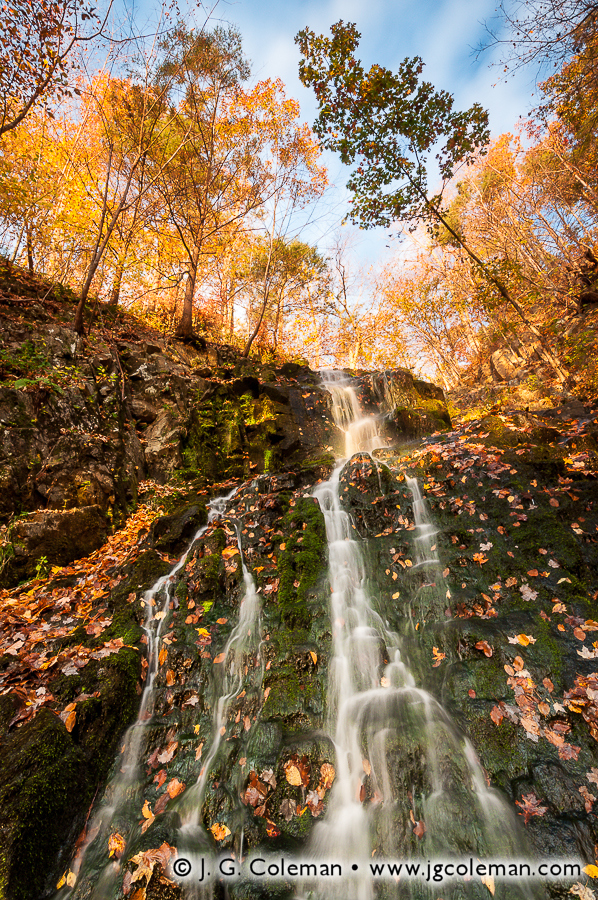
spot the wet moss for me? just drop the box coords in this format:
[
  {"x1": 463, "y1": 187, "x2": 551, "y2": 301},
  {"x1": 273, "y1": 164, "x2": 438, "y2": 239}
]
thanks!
[
  {"x1": 0, "y1": 708, "x2": 89, "y2": 900},
  {"x1": 277, "y1": 498, "x2": 327, "y2": 629}
]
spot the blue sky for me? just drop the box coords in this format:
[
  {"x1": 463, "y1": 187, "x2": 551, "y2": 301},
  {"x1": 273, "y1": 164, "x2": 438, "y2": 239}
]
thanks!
[{"x1": 132, "y1": 0, "x2": 535, "y2": 270}]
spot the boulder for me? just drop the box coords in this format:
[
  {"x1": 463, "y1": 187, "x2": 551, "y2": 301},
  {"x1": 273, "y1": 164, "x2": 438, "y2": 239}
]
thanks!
[
  {"x1": 8, "y1": 505, "x2": 107, "y2": 581},
  {"x1": 490, "y1": 348, "x2": 524, "y2": 382},
  {"x1": 143, "y1": 409, "x2": 184, "y2": 480}
]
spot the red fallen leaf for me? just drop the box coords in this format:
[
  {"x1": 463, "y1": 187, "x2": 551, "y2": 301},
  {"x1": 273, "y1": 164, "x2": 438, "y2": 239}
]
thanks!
[
  {"x1": 154, "y1": 792, "x2": 170, "y2": 815},
  {"x1": 468, "y1": 689, "x2": 476, "y2": 698},
  {"x1": 549, "y1": 498, "x2": 559, "y2": 507},
  {"x1": 413, "y1": 819, "x2": 426, "y2": 839},
  {"x1": 516, "y1": 793, "x2": 548, "y2": 824},
  {"x1": 558, "y1": 743, "x2": 581, "y2": 761},
  {"x1": 579, "y1": 785, "x2": 595, "y2": 812},
  {"x1": 475, "y1": 640, "x2": 493, "y2": 658},
  {"x1": 490, "y1": 706, "x2": 504, "y2": 726},
  {"x1": 153, "y1": 769, "x2": 167, "y2": 789},
  {"x1": 265, "y1": 820, "x2": 281, "y2": 838},
  {"x1": 544, "y1": 729, "x2": 564, "y2": 747},
  {"x1": 527, "y1": 569, "x2": 539, "y2": 577},
  {"x1": 543, "y1": 678, "x2": 554, "y2": 693}
]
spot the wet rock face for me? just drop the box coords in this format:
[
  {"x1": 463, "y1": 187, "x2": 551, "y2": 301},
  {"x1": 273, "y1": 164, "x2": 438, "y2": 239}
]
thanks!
[
  {"x1": 358, "y1": 369, "x2": 451, "y2": 440},
  {"x1": 396, "y1": 415, "x2": 598, "y2": 870}
]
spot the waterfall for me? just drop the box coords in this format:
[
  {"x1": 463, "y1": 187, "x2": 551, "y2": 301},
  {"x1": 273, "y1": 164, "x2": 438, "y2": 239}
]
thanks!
[
  {"x1": 304, "y1": 370, "x2": 544, "y2": 899},
  {"x1": 60, "y1": 487, "x2": 240, "y2": 899},
  {"x1": 175, "y1": 525, "x2": 262, "y2": 887}
]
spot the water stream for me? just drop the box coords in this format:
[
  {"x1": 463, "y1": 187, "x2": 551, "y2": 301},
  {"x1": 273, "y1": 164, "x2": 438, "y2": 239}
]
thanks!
[
  {"x1": 61, "y1": 488, "x2": 241, "y2": 899},
  {"x1": 175, "y1": 524, "x2": 263, "y2": 889},
  {"x1": 302, "y1": 370, "x2": 543, "y2": 899}
]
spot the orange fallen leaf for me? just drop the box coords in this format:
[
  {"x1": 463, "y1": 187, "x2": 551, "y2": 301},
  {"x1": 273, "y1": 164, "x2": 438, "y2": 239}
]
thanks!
[
  {"x1": 210, "y1": 823, "x2": 231, "y2": 840},
  {"x1": 475, "y1": 640, "x2": 493, "y2": 657},
  {"x1": 167, "y1": 778, "x2": 185, "y2": 799},
  {"x1": 213, "y1": 653, "x2": 225, "y2": 664},
  {"x1": 142, "y1": 800, "x2": 153, "y2": 819},
  {"x1": 432, "y1": 646, "x2": 446, "y2": 667}
]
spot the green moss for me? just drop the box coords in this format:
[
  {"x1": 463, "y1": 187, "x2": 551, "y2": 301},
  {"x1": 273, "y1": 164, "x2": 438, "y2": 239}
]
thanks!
[
  {"x1": 0, "y1": 708, "x2": 89, "y2": 900},
  {"x1": 277, "y1": 498, "x2": 327, "y2": 629}
]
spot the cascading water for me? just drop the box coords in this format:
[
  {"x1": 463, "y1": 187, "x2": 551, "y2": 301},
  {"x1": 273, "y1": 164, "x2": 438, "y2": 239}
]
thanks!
[
  {"x1": 303, "y1": 370, "x2": 545, "y2": 899},
  {"x1": 175, "y1": 529, "x2": 262, "y2": 891},
  {"x1": 60, "y1": 488, "x2": 240, "y2": 899}
]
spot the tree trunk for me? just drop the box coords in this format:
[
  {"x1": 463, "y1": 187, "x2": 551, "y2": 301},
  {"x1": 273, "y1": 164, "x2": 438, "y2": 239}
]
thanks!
[
  {"x1": 108, "y1": 259, "x2": 125, "y2": 307},
  {"x1": 242, "y1": 291, "x2": 269, "y2": 358},
  {"x1": 25, "y1": 223, "x2": 34, "y2": 274},
  {"x1": 175, "y1": 246, "x2": 200, "y2": 340}
]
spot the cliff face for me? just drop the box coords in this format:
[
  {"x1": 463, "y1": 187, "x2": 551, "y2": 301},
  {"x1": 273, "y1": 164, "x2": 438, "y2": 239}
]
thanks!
[{"x1": 0, "y1": 291, "x2": 449, "y2": 587}]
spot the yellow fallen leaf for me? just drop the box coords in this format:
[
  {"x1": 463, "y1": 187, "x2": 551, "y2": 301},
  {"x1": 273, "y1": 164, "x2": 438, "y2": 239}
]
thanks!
[
  {"x1": 210, "y1": 823, "x2": 231, "y2": 840},
  {"x1": 392, "y1": 592, "x2": 400, "y2": 599},
  {"x1": 108, "y1": 832, "x2": 126, "y2": 858},
  {"x1": 284, "y1": 764, "x2": 303, "y2": 786},
  {"x1": 196, "y1": 627, "x2": 210, "y2": 638},
  {"x1": 583, "y1": 864, "x2": 598, "y2": 878},
  {"x1": 481, "y1": 874, "x2": 495, "y2": 895},
  {"x1": 309, "y1": 651, "x2": 317, "y2": 664},
  {"x1": 222, "y1": 547, "x2": 239, "y2": 559}
]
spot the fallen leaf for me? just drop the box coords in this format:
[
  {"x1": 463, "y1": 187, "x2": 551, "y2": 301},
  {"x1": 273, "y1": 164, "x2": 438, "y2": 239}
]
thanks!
[
  {"x1": 284, "y1": 763, "x2": 303, "y2": 786},
  {"x1": 481, "y1": 874, "x2": 496, "y2": 895},
  {"x1": 213, "y1": 653, "x2": 226, "y2": 664},
  {"x1": 108, "y1": 832, "x2": 126, "y2": 858},
  {"x1": 413, "y1": 819, "x2": 426, "y2": 839},
  {"x1": 516, "y1": 792, "x2": 548, "y2": 824},
  {"x1": 432, "y1": 646, "x2": 446, "y2": 667},
  {"x1": 280, "y1": 798, "x2": 297, "y2": 821},
  {"x1": 142, "y1": 800, "x2": 153, "y2": 819},
  {"x1": 490, "y1": 706, "x2": 504, "y2": 726},
  {"x1": 167, "y1": 778, "x2": 185, "y2": 799},
  {"x1": 475, "y1": 640, "x2": 493, "y2": 658},
  {"x1": 210, "y1": 823, "x2": 231, "y2": 840}
]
